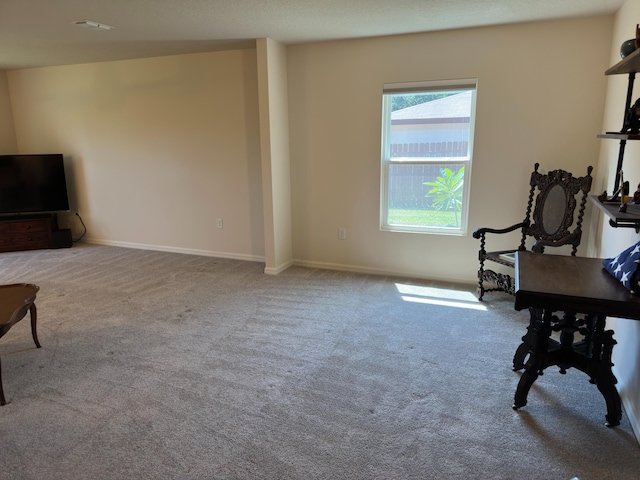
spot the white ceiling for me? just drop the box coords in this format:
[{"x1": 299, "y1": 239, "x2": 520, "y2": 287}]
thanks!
[{"x1": 0, "y1": 0, "x2": 625, "y2": 70}]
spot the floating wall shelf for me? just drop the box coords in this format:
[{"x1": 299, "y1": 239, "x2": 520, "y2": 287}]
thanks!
[
  {"x1": 596, "y1": 45, "x2": 640, "y2": 217},
  {"x1": 589, "y1": 195, "x2": 640, "y2": 231}
]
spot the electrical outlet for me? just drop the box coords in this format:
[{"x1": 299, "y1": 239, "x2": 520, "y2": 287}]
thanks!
[
  {"x1": 217, "y1": 218, "x2": 223, "y2": 229},
  {"x1": 338, "y1": 227, "x2": 346, "y2": 240}
]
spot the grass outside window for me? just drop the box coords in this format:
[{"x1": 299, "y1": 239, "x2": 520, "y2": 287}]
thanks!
[{"x1": 388, "y1": 208, "x2": 460, "y2": 228}]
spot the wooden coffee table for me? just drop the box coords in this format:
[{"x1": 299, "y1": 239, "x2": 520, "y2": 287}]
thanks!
[{"x1": 0, "y1": 283, "x2": 40, "y2": 405}]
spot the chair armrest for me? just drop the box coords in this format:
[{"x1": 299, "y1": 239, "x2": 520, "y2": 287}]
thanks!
[{"x1": 472, "y1": 222, "x2": 526, "y2": 239}]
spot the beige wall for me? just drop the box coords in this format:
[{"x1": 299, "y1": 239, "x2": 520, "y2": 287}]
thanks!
[
  {"x1": 3, "y1": 16, "x2": 613, "y2": 281},
  {"x1": 257, "y1": 38, "x2": 293, "y2": 274},
  {"x1": 6, "y1": 49, "x2": 264, "y2": 260},
  {"x1": 287, "y1": 17, "x2": 612, "y2": 282},
  {"x1": 596, "y1": 0, "x2": 640, "y2": 442},
  {"x1": 0, "y1": 71, "x2": 17, "y2": 153}
]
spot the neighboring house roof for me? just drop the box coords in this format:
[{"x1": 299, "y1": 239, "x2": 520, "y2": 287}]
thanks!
[{"x1": 391, "y1": 91, "x2": 471, "y2": 124}]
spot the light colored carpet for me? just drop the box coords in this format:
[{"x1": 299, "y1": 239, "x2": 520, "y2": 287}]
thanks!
[{"x1": 0, "y1": 244, "x2": 639, "y2": 479}]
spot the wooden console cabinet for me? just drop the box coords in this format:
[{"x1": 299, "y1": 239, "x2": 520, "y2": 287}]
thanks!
[{"x1": 0, "y1": 214, "x2": 71, "y2": 253}]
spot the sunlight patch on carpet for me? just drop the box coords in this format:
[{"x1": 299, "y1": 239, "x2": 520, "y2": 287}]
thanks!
[{"x1": 395, "y1": 283, "x2": 487, "y2": 311}]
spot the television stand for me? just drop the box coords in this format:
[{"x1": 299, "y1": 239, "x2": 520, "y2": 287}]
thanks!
[{"x1": 0, "y1": 213, "x2": 72, "y2": 253}]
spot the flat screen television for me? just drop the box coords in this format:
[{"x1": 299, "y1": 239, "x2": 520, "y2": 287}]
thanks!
[{"x1": 0, "y1": 154, "x2": 70, "y2": 215}]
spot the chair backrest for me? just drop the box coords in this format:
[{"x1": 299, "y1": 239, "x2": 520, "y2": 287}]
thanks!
[{"x1": 519, "y1": 163, "x2": 593, "y2": 255}]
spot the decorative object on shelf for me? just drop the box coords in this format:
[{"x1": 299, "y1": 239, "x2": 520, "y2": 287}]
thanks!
[
  {"x1": 621, "y1": 38, "x2": 637, "y2": 58},
  {"x1": 602, "y1": 240, "x2": 640, "y2": 293},
  {"x1": 623, "y1": 98, "x2": 640, "y2": 133},
  {"x1": 619, "y1": 24, "x2": 640, "y2": 58},
  {"x1": 598, "y1": 191, "x2": 609, "y2": 202},
  {"x1": 633, "y1": 183, "x2": 640, "y2": 204},
  {"x1": 619, "y1": 171, "x2": 628, "y2": 212}
]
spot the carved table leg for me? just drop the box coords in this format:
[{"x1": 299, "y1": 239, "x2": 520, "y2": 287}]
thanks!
[
  {"x1": 591, "y1": 316, "x2": 621, "y2": 427},
  {"x1": 513, "y1": 308, "x2": 552, "y2": 410},
  {"x1": 556, "y1": 312, "x2": 578, "y2": 374},
  {"x1": 513, "y1": 307, "x2": 537, "y2": 370}
]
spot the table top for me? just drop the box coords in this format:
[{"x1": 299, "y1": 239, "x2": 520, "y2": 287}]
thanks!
[
  {"x1": 0, "y1": 283, "x2": 39, "y2": 329},
  {"x1": 514, "y1": 251, "x2": 640, "y2": 320}
]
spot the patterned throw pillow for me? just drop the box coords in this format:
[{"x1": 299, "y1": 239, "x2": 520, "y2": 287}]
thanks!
[{"x1": 603, "y1": 241, "x2": 640, "y2": 292}]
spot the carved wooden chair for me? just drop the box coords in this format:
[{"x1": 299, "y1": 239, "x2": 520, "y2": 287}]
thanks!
[{"x1": 473, "y1": 163, "x2": 593, "y2": 300}]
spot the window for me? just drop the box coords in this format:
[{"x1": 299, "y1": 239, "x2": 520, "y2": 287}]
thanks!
[{"x1": 380, "y1": 78, "x2": 477, "y2": 235}]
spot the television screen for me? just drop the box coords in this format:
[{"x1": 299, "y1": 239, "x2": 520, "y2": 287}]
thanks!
[{"x1": 0, "y1": 154, "x2": 70, "y2": 215}]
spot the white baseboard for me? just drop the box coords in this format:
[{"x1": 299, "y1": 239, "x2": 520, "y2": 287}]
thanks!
[
  {"x1": 619, "y1": 382, "x2": 640, "y2": 444},
  {"x1": 264, "y1": 260, "x2": 294, "y2": 275},
  {"x1": 84, "y1": 238, "x2": 266, "y2": 263},
  {"x1": 81, "y1": 238, "x2": 474, "y2": 285},
  {"x1": 291, "y1": 258, "x2": 474, "y2": 285}
]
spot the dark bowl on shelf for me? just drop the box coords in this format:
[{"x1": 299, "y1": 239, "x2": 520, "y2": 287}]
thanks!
[{"x1": 621, "y1": 38, "x2": 637, "y2": 58}]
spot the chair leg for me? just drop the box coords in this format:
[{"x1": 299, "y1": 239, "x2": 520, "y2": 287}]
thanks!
[
  {"x1": 0, "y1": 356, "x2": 5, "y2": 406},
  {"x1": 30, "y1": 303, "x2": 41, "y2": 349},
  {"x1": 477, "y1": 255, "x2": 486, "y2": 301}
]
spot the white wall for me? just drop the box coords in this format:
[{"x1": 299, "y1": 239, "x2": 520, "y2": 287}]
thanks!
[
  {"x1": 595, "y1": 0, "x2": 640, "y2": 442},
  {"x1": 6, "y1": 49, "x2": 264, "y2": 260},
  {"x1": 287, "y1": 16, "x2": 613, "y2": 283},
  {"x1": 0, "y1": 71, "x2": 17, "y2": 154}
]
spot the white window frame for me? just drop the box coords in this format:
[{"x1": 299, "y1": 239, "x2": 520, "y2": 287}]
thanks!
[{"x1": 380, "y1": 78, "x2": 477, "y2": 235}]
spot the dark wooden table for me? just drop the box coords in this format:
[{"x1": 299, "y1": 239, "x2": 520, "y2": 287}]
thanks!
[
  {"x1": 0, "y1": 283, "x2": 40, "y2": 405},
  {"x1": 512, "y1": 251, "x2": 640, "y2": 427}
]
